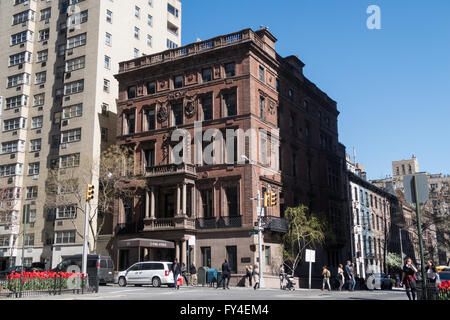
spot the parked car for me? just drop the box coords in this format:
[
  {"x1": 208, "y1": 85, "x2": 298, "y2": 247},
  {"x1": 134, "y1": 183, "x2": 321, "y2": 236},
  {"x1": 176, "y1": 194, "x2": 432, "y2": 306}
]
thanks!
[
  {"x1": 366, "y1": 273, "x2": 393, "y2": 290},
  {"x1": 54, "y1": 254, "x2": 114, "y2": 285},
  {"x1": 437, "y1": 266, "x2": 450, "y2": 282},
  {"x1": 117, "y1": 261, "x2": 174, "y2": 287},
  {"x1": 0, "y1": 266, "x2": 32, "y2": 280}
]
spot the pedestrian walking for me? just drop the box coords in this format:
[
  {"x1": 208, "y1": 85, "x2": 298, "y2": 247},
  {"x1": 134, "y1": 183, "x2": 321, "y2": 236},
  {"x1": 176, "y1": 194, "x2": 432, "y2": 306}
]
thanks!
[
  {"x1": 344, "y1": 260, "x2": 355, "y2": 291},
  {"x1": 189, "y1": 263, "x2": 197, "y2": 286},
  {"x1": 426, "y1": 260, "x2": 439, "y2": 284},
  {"x1": 402, "y1": 257, "x2": 418, "y2": 300},
  {"x1": 181, "y1": 263, "x2": 189, "y2": 286},
  {"x1": 221, "y1": 259, "x2": 231, "y2": 289},
  {"x1": 337, "y1": 264, "x2": 345, "y2": 291},
  {"x1": 395, "y1": 273, "x2": 401, "y2": 288},
  {"x1": 321, "y1": 265, "x2": 331, "y2": 291},
  {"x1": 253, "y1": 264, "x2": 260, "y2": 290},
  {"x1": 279, "y1": 264, "x2": 285, "y2": 289},
  {"x1": 172, "y1": 258, "x2": 181, "y2": 290},
  {"x1": 245, "y1": 265, "x2": 253, "y2": 287}
]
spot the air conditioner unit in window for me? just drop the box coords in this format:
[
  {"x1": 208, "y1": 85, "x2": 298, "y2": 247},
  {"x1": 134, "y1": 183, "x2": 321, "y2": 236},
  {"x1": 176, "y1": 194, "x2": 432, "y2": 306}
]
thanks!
[
  {"x1": 18, "y1": 64, "x2": 23, "y2": 69},
  {"x1": 45, "y1": 19, "x2": 49, "y2": 24},
  {"x1": 67, "y1": 49, "x2": 73, "y2": 55},
  {"x1": 12, "y1": 131, "x2": 18, "y2": 135},
  {"x1": 38, "y1": 107, "x2": 43, "y2": 111},
  {"x1": 10, "y1": 154, "x2": 15, "y2": 159},
  {"x1": 24, "y1": 1, "x2": 29, "y2": 6},
  {"x1": 14, "y1": 108, "x2": 19, "y2": 113},
  {"x1": 31, "y1": 201, "x2": 36, "y2": 205},
  {"x1": 41, "y1": 62, "x2": 46, "y2": 67},
  {"x1": 20, "y1": 43, "x2": 25, "y2": 48},
  {"x1": 36, "y1": 129, "x2": 41, "y2": 134},
  {"x1": 16, "y1": 86, "x2": 21, "y2": 91},
  {"x1": 57, "y1": 221, "x2": 63, "y2": 226},
  {"x1": 43, "y1": 41, "x2": 48, "y2": 45},
  {"x1": 69, "y1": 27, "x2": 75, "y2": 32},
  {"x1": 22, "y1": 21, "x2": 27, "y2": 27},
  {"x1": 39, "y1": 84, "x2": 45, "y2": 89},
  {"x1": 7, "y1": 177, "x2": 13, "y2": 184},
  {"x1": 61, "y1": 143, "x2": 67, "y2": 149},
  {"x1": 64, "y1": 96, "x2": 70, "y2": 101},
  {"x1": 62, "y1": 120, "x2": 68, "y2": 126},
  {"x1": 34, "y1": 152, "x2": 40, "y2": 157},
  {"x1": 33, "y1": 175, "x2": 38, "y2": 180},
  {"x1": 65, "y1": 72, "x2": 71, "y2": 79}
]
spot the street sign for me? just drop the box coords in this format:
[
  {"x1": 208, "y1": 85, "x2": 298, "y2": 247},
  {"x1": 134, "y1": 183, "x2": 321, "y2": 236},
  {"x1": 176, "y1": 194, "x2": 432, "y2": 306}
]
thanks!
[
  {"x1": 187, "y1": 235, "x2": 196, "y2": 246},
  {"x1": 403, "y1": 174, "x2": 429, "y2": 204},
  {"x1": 248, "y1": 230, "x2": 258, "y2": 236},
  {"x1": 305, "y1": 249, "x2": 315, "y2": 263}
]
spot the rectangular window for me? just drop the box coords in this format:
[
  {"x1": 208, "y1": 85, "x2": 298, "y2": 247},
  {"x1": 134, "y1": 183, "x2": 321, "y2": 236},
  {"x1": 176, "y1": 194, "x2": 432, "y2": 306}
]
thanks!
[
  {"x1": 67, "y1": 33, "x2": 87, "y2": 49},
  {"x1": 69, "y1": 10, "x2": 88, "y2": 26},
  {"x1": 61, "y1": 128, "x2": 81, "y2": 143},
  {"x1": 105, "y1": 32, "x2": 112, "y2": 46},
  {"x1": 31, "y1": 116, "x2": 43, "y2": 129},
  {"x1": 56, "y1": 206, "x2": 76, "y2": 219},
  {"x1": 127, "y1": 86, "x2": 136, "y2": 99},
  {"x1": 0, "y1": 164, "x2": 23, "y2": 177},
  {"x1": 125, "y1": 113, "x2": 135, "y2": 135},
  {"x1": 7, "y1": 73, "x2": 30, "y2": 88},
  {"x1": 134, "y1": 27, "x2": 140, "y2": 39},
  {"x1": 259, "y1": 96, "x2": 265, "y2": 120},
  {"x1": 24, "y1": 234, "x2": 34, "y2": 246},
  {"x1": 134, "y1": 48, "x2": 139, "y2": 58},
  {"x1": 5, "y1": 95, "x2": 28, "y2": 109},
  {"x1": 201, "y1": 189, "x2": 213, "y2": 217},
  {"x1": 104, "y1": 79, "x2": 110, "y2": 93},
  {"x1": 172, "y1": 103, "x2": 183, "y2": 126},
  {"x1": 3, "y1": 118, "x2": 26, "y2": 131},
  {"x1": 65, "y1": 56, "x2": 85, "y2": 72},
  {"x1": 9, "y1": 51, "x2": 32, "y2": 66},
  {"x1": 39, "y1": 28, "x2": 50, "y2": 41},
  {"x1": 147, "y1": 14, "x2": 153, "y2": 26},
  {"x1": 201, "y1": 96, "x2": 213, "y2": 121},
  {"x1": 64, "y1": 80, "x2": 84, "y2": 95},
  {"x1": 30, "y1": 139, "x2": 41, "y2": 152},
  {"x1": 62, "y1": 104, "x2": 82, "y2": 119},
  {"x1": 37, "y1": 50, "x2": 48, "y2": 63},
  {"x1": 28, "y1": 162, "x2": 40, "y2": 175},
  {"x1": 173, "y1": 75, "x2": 183, "y2": 89},
  {"x1": 264, "y1": 246, "x2": 270, "y2": 266},
  {"x1": 104, "y1": 55, "x2": 111, "y2": 69},
  {"x1": 144, "y1": 109, "x2": 155, "y2": 131},
  {"x1": 225, "y1": 186, "x2": 239, "y2": 217},
  {"x1": 201, "y1": 247, "x2": 211, "y2": 268},
  {"x1": 259, "y1": 66, "x2": 265, "y2": 82},
  {"x1": 11, "y1": 30, "x2": 33, "y2": 46},
  {"x1": 101, "y1": 127, "x2": 108, "y2": 141},
  {"x1": 167, "y1": 39, "x2": 178, "y2": 49},
  {"x1": 35, "y1": 71, "x2": 46, "y2": 84},
  {"x1": 135, "y1": 6, "x2": 140, "y2": 18},
  {"x1": 147, "y1": 34, "x2": 152, "y2": 47},
  {"x1": 223, "y1": 91, "x2": 237, "y2": 116},
  {"x1": 226, "y1": 246, "x2": 237, "y2": 274},
  {"x1": 225, "y1": 62, "x2": 235, "y2": 77},
  {"x1": 202, "y1": 68, "x2": 212, "y2": 82},
  {"x1": 12, "y1": 10, "x2": 35, "y2": 25},
  {"x1": 101, "y1": 103, "x2": 109, "y2": 116},
  {"x1": 146, "y1": 82, "x2": 156, "y2": 94},
  {"x1": 59, "y1": 153, "x2": 80, "y2": 168},
  {"x1": 55, "y1": 231, "x2": 76, "y2": 244},
  {"x1": 26, "y1": 186, "x2": 38, "y2": 199},
  {"x1": 2, "y1": 140, "x2": 24, "y2": 154},
  {"x1": 167, "y1": 4, "x2": 179, "y2": 17},
  {"x1": 40, "y1": 8, "x2": 51, "y2": 21},
  {"x1": 144, "y1": 148, "x2": 155, "y2": 167},
  {"x1": 106, "y1": 10, "x2": 112, "y2": 23}
]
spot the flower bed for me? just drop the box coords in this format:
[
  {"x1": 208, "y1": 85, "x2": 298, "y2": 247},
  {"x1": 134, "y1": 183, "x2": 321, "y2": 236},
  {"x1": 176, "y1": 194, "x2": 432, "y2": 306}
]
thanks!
[
  {"x1": 5, "y1": 271, "x2": 86, "y2": 292},
  {"x1": 438, "y1": 280, "x2": 449, "y2": 300}
]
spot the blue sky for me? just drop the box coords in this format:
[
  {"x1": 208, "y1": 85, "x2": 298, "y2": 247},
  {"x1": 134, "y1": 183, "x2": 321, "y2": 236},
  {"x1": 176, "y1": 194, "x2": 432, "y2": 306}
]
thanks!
[{"x1": 180, "y1": 0, "x2": 450, "y2": 179}]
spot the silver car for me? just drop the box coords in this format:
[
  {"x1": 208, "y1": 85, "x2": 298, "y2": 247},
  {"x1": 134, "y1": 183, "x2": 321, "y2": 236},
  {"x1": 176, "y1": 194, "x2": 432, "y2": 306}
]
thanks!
[{"x1": 117, "y1": 261, "x2": 174, "y2": 287}]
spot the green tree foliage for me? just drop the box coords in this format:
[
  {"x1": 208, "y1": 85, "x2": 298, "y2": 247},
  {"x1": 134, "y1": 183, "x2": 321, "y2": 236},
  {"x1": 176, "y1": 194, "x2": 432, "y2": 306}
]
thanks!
[{"x1": 281, "y1": 205, "x2": 328, "y2": 276}]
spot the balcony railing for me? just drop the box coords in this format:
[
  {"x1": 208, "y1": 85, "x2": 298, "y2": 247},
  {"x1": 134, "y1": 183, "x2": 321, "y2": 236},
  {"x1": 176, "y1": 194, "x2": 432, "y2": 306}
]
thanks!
[
  {"x1": 196, "y1": 216, "x2": 242, "y2": 230},
  {"x1": 145, "y1": 163, "x2": 196, "y2": 177},
  {"x1": 119, "y1": 28, "x2": 267, "y2": 73},
  {"x1": 143, "y1": 216, "x2": 195, "y2": 231}
]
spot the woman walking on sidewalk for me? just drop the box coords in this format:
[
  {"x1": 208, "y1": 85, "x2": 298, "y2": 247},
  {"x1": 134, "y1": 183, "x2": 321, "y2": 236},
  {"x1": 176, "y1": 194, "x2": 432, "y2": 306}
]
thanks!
[
  {"x1": 253, "y1": 264, "x2": 260, "y2": 290},
  {"x1": 321, "y1": 266, "x2": 331, "y2": 291},
  {"x1": 402, "y1": 257, "x2": 418, "y2": 300},
  {"x1": 337, "y1": 264, "x2": 345, "y2": 291},
  {"x1": 279, "y1": 264, "x2": 285, "y2": 289}
]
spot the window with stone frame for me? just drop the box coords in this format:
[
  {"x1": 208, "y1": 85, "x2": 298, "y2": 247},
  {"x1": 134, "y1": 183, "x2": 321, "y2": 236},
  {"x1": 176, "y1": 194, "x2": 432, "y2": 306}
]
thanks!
[
  {"x1": 225, "y1": 185, "x2": 239, "y2": 217},
  {"x1": 201, "y1": 94, "x2": 213, "y2": 121},
  {"x1": 223, "y1": 90, "x2": 237, "y2": 117},
  {"x1": 144, "y1": 107, "x2": 156, "y2": 130},
  {"x1": 172, "y1": 103, "x2": 183, "y2": 126},
  {"x1": 201, "y1": 189, "x2": 214, "y2": 218}
]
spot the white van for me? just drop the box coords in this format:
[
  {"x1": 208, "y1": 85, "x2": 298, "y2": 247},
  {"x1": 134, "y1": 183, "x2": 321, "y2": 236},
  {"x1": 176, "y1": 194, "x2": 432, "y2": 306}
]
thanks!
[{"x1": 117, "y1": 261, "x2": 174, "y2": 287}]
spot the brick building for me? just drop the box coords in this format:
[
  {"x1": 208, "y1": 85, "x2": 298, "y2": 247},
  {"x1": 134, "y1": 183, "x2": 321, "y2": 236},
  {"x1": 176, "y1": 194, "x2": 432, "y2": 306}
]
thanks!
[{"x1": 111, "y1": 27, "x2": 349, "y2": 284}]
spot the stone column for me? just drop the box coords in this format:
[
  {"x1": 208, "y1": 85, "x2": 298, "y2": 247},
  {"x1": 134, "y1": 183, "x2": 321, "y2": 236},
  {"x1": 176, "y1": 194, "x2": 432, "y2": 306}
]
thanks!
[
  {"x1": 182, "y1": 183, "x2": 187, "y2": 216},
  {"x1": 181, "y1": 240, "x2": 187, "y2": 265},
  {"x1": 175, "y1": 241, "x2": 180, "y2": 262},
  {"x1": 145, "y1": 190, "x2": 150, "y2": 219},
  {"x1": 176, "y1": 184, "x2": 181, "y2": 216},
  {"x1": 150, "y1": 186, "x2": 155, "y2": 219},
  {"x1": 191, "y1": 185, "x2": 196, "y2": 218}
]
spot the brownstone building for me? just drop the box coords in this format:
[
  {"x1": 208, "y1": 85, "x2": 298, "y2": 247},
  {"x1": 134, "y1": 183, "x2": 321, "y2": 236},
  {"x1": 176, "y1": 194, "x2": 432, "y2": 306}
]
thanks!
[{"x1": 111, "y1": 28, "x2": 349, "y2": 285}]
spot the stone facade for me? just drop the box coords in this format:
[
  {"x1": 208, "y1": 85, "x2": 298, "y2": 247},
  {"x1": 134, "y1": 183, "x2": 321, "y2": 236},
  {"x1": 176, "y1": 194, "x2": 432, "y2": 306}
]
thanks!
[{"x1": 112, "y1": 27, "x2": 349, "y2": 283}]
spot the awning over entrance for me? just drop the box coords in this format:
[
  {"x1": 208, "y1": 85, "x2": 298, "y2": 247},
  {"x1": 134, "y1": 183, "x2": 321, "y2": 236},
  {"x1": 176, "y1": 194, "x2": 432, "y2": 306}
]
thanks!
[{"x1": 117, "y1": 238, "x2": 175, "y2": 249}]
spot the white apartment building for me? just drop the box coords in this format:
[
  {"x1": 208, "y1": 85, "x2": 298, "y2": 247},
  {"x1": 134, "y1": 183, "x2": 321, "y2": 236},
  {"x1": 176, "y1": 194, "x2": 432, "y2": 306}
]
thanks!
[{"x1": 0, "y1": 0, "x2": 182, "y2": 270}]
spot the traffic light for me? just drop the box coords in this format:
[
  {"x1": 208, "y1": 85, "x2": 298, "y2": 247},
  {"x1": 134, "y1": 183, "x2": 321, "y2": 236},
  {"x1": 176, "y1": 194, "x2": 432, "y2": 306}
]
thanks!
[
  {"x1": 263, "y1": 192, "x2": 270, "y2": 207},
  {"x1": 270, "y1": 191, "x2": 277, "y2": 207},
  {"x1": 86, "y1": 184, "x2": 94, "y2": 202}
]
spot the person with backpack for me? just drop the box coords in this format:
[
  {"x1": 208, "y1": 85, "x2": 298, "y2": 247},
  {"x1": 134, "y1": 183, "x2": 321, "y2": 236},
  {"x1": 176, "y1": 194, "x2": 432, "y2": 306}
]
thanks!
[{"x1": 322, "y1": 265, "x2": 331, "y2": 291}]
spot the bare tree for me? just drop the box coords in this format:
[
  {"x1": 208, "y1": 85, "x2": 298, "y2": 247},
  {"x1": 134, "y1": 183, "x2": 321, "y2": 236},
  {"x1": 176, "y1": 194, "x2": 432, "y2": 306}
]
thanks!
[{"x1": 0, "y1": 183, "x2": 21, "y2": 267}]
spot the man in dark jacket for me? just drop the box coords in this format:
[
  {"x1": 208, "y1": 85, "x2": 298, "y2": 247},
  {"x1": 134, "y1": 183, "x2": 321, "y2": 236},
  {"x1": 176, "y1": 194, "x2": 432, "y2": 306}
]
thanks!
[
  {"x1": 344, "y1": 260, "x2": 354, "y2": 291},
  {"x1": 172, "y1": 258, "x2": 181, "y2": 290},
  {"x1": 189, "y1": 263, "x2": 197, "y2": 286},
  {"x1": 221, "y1": 259, "x2": 231, "y2": 289}
]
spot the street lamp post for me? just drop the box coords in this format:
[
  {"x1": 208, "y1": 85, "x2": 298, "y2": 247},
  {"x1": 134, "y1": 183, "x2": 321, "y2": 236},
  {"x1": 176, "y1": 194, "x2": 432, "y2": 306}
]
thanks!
[{"x1": 242, "y1": 155, "x2": 265, "y2": 289}]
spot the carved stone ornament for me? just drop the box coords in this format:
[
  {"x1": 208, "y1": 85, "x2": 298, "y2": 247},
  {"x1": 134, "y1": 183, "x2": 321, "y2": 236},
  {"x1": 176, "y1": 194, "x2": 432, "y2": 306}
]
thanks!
[
  {"x1": 168, "y1": 90, "x2": 186, "y2": 101},
  {"x1": 268, "y1": 100, "x2": 277, "y2": 115},
  {"x1": 157, "y1": 102, "x2": 168, "y2": 123},
  {"x1": 160, "y1": 80, "x2": 166, "y2": 88},
  {"x1": 184, "y1": 94, "x2": 197, "y2": 118},
  {"x1": 161, "y1": 134, "x2": 170, "y2": 161}
]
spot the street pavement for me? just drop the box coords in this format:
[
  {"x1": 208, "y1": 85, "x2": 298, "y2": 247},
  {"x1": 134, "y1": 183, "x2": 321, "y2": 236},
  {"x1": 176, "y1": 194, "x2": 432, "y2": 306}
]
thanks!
[{"x1": 15, "y1": 284, "x2": 408, "y2": 300}]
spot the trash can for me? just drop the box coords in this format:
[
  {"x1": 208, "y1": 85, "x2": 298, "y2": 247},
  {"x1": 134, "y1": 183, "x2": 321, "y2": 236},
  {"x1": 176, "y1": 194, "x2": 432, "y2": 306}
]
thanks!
[
  {"x1": 416, "y1": 280, "x2": 438, "y2": 300},
  {"x1": 197, "y1": 267, "x2": 208, "y2": 286}
]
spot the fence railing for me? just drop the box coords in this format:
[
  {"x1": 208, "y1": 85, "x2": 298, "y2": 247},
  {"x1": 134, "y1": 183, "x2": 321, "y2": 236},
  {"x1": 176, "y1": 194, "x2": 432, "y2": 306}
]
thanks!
[{"x1": 0, "y1": 271, "x2": 96, "y2": 298}]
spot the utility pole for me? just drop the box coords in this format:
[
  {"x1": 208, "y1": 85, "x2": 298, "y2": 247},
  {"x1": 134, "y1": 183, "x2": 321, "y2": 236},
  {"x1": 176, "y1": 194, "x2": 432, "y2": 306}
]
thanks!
[
  {"x1": 399, "y1": 227, "x2": 404, "y2": 262},
  {"x1": 413, "y1": 176, "x2": 427, "y2": 300},
  {"x1": 82, "y1": 184, "x2": 94, "y2": 287},
  {"x1": 242, "y1": 155, "x2": 265, "y2": 289}
]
